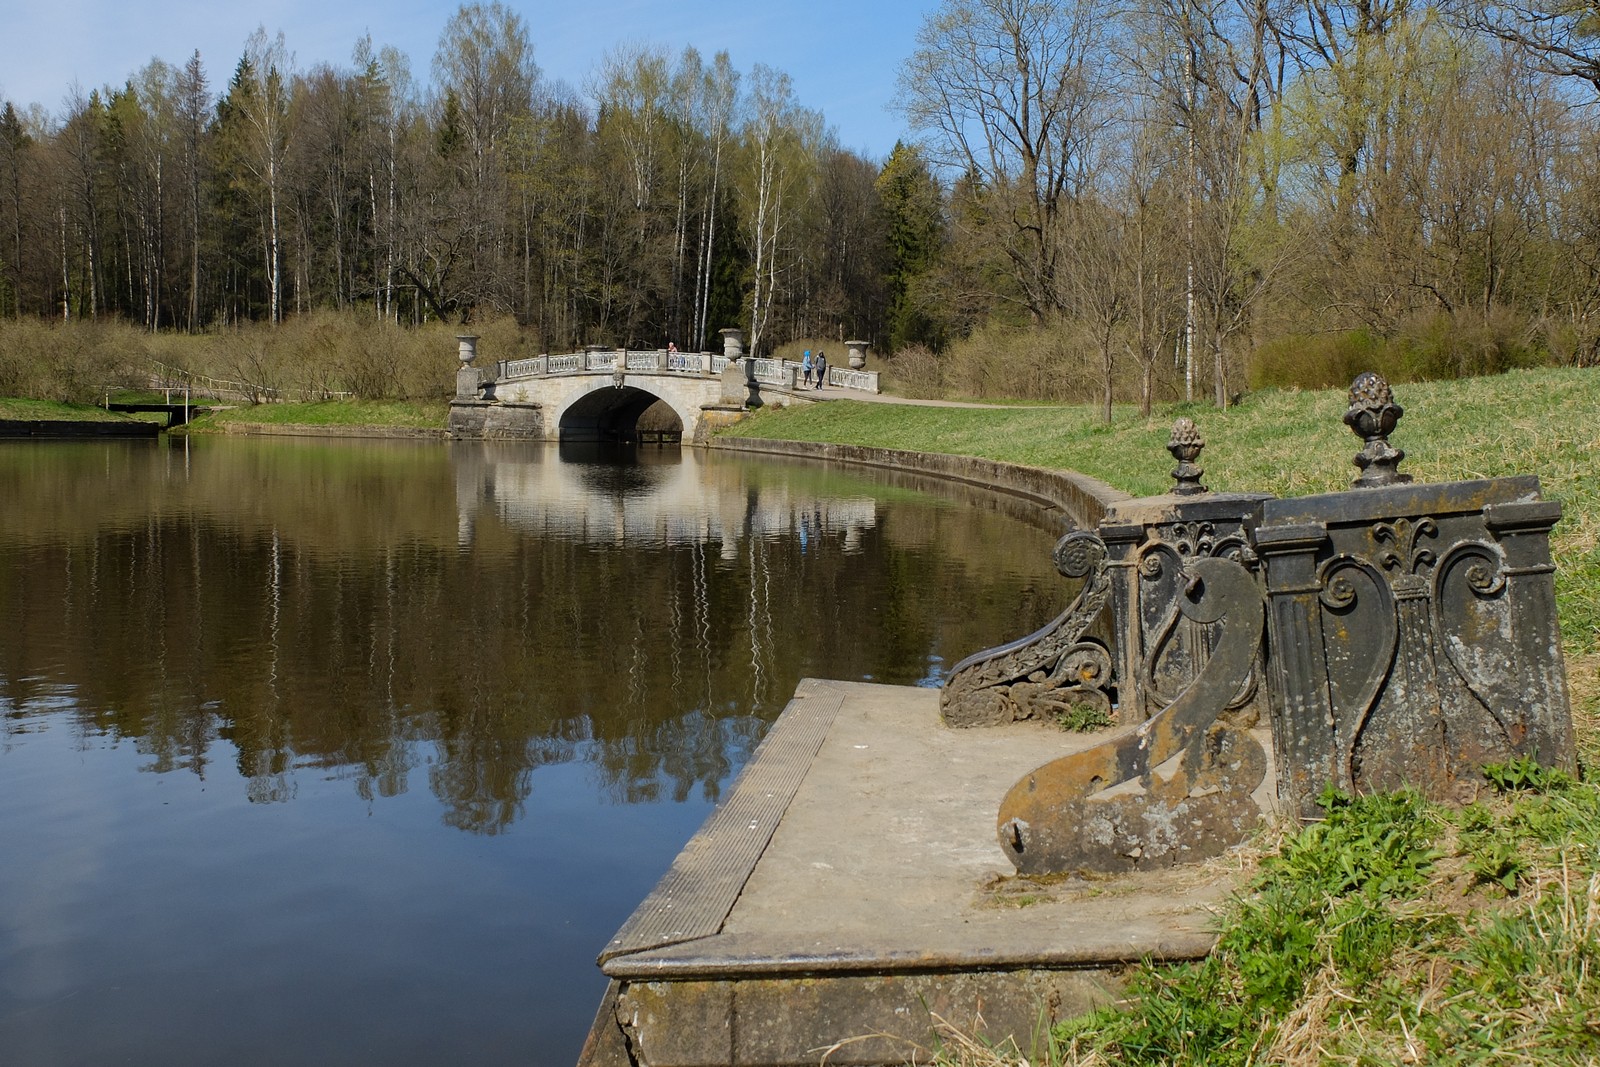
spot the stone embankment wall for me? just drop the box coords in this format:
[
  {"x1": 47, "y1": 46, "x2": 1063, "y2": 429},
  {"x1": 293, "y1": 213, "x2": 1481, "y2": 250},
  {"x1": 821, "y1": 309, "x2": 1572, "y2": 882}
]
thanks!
[{"x1": 706, "y1": 437, "x2": 1129, "y2": 529}]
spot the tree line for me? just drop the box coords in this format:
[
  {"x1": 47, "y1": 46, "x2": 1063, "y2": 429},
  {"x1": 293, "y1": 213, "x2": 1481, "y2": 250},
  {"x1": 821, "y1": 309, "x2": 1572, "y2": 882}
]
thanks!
[
  {"x1": 2, "y1": 0, "x2": 1599, "y2": 408},
  {"x1": 0, "y1": 3, "x2": 893, "y2": 360},
  {"x1": 891, "y1": 0, "x2": 1600, "y2": 409}
]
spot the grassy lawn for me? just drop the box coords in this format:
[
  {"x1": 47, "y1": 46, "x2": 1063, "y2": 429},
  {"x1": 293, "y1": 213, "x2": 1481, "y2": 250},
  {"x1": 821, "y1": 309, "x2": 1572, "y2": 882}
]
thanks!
[
  {"x1": 180, "y1": 398, "x2": 450, "y2": 431},
  {"x1": 0, "y1": 397, "x2": 148, "y2": 422},
  {"x1": 724, "y1": 368, "x2": 1600, "y2": 1066}
]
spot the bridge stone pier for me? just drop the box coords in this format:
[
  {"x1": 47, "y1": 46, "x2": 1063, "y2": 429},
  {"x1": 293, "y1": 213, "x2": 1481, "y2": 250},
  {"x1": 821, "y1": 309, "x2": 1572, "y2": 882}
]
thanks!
[{"x1": 448, "y1": 333, "x2": 878, "y2": 443}]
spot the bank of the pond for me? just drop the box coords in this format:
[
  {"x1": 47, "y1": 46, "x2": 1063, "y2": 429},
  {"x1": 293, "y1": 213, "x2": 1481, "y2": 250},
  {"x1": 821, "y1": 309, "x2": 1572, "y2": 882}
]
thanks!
[
  {"x1": 705, "y1": 436, "x2": 1129, "y2": 529},
  {"x1": 0, "y1": 397, "x2": 160, "y2": 437},
  {"x1": 177, "y1": 398, "x2": 450, "y2": 435}
]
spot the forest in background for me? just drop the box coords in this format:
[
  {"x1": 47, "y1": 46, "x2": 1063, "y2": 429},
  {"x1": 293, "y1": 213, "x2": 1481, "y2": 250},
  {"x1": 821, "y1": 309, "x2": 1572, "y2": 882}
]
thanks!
[{"x1": 2, "y1": 0, "x2": 1600, "y2": 409}]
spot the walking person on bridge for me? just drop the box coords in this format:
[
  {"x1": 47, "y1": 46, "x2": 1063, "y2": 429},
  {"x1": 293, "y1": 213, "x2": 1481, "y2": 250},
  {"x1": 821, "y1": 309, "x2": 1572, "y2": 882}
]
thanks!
[
  {"x1": 801, "y1": 350, "x2": 812, "y2": 387},
  {"x1": 814, "y1": 350, "x2": 827, "y2": 389}
]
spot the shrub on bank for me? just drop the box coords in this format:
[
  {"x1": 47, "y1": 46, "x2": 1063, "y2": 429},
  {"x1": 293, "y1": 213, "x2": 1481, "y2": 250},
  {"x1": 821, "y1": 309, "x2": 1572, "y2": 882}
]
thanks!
[
  {"x1": 0, "y1": 319, "x2": 149, "y2": 402},
  {"x1": 1250, "y1": 308, "x2": 1551, "y2": 392},
  {"x1": 0, "y1": 312, "x2": 529, "y2": 405}
]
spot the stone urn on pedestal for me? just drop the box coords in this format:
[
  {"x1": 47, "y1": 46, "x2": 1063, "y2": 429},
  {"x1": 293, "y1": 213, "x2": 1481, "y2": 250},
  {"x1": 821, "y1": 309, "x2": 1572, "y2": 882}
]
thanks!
[
  {"x1": 455, "y1": 335, "x2": 484, "y2": 399},
  {"x1": 845, "y1": 340, "x2": 869, "y2": 369}
]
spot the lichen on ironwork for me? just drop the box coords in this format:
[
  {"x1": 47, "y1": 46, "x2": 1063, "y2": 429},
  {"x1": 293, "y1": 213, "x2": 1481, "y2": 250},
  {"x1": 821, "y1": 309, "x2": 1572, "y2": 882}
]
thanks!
[{"x1": 1345, "y1": 371, "x2": 1412, "y2": 488}]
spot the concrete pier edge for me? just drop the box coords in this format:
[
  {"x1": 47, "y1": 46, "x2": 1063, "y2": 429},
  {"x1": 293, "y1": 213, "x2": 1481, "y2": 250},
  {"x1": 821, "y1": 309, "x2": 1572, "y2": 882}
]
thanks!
[{"x1": 576, "y1": 441, "x2": 1188, "y2": 1066}]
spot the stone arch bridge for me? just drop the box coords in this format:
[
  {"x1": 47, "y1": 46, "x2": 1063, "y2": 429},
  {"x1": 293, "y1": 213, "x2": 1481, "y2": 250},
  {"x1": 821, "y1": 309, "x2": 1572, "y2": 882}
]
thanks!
[{"x1": 447, "y1": 342, "x2": 879, "y2": 442}]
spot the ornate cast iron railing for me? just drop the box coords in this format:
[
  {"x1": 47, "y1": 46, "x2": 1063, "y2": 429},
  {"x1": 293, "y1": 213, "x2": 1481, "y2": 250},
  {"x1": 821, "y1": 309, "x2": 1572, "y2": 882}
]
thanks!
[{"x1": 943, "y1": 374, "x2": 1576, "y2": 877}]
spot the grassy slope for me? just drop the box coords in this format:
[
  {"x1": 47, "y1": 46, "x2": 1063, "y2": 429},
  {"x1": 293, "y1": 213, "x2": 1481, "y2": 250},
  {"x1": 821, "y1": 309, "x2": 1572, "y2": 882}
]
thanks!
[
  {"x1": 180, "y1": 398, "x2": 449, "y2": 431},
  {"x1": 2, "y1": 396, "x2": 450, "y2": 430},
  {"x1": 724, "y1": 368, "x2": 1600, "y2": 1066},
  {"x1": 0, "y1": 397, "x2": 148, "y2": 422}
]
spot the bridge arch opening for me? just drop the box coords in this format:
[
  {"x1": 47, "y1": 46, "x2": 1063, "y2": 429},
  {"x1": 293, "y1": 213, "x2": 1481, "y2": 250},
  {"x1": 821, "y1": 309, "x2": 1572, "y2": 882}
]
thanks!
[{"x1": 559, "y1": 385, "x2": 684, "y2": 444}]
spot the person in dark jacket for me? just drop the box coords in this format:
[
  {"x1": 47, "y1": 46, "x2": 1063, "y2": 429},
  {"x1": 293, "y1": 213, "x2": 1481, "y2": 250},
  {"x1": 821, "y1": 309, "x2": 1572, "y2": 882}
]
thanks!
[{"x1": 815, "y1": 350, "x2": 827, "y2": 389}]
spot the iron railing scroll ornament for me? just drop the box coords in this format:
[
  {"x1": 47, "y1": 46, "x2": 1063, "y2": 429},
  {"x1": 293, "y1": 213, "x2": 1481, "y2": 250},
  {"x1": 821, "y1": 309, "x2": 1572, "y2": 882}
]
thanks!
[
  {"x1": 939, "y1": 530, "x2": 1117, "y2": 728},
  {"x1": 943, "y1": 375, "x2": 1576, "y2": 876}
]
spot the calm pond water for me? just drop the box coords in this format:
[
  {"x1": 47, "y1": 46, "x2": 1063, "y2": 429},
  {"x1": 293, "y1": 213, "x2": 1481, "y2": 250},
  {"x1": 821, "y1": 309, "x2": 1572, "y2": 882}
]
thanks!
[{"x1": 0, "y1": 436, "x2": 1067, "y2": 1066}]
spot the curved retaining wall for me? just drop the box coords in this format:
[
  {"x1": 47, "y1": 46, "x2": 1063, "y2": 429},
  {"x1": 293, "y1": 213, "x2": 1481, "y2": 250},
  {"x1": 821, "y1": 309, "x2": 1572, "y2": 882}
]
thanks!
[{"x1": 704, "y1": 437, "x2": 1130, "y2": 530}]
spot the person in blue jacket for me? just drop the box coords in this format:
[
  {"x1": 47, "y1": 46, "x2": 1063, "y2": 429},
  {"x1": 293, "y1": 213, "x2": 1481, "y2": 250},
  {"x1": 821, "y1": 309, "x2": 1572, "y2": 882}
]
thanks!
[{"x1": 801, "y1": 350, "x2": 813, "y2": 387}]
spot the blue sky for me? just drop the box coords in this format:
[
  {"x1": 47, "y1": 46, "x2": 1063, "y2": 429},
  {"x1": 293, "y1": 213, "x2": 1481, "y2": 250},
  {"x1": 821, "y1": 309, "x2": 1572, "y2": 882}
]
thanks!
[{"x1": 1, "y1": 0, "x2": 936, "y2": 159}]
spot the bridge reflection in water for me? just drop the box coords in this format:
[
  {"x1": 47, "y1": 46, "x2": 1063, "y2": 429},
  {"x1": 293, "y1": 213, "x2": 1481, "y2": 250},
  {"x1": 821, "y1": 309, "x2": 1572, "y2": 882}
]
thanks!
[
  {"x1": 0, "y1": 436, "x2": 1064, "y2": 1067},
  {"x1": 455, "y1": 442, "x2": 879, "y2": 556}
]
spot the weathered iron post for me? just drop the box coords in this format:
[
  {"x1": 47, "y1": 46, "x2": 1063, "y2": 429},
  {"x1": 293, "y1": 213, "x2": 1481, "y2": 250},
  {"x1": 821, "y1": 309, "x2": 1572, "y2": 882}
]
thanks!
[
  {"x1": 743, "y1": 355, "x2": 764, "y2": 409},
  {"x1": 1167, "y1": 417, "x2": 1207, "y2": 495},
  {"x1": 1345, "y1": 370, "x2": 1411, "y2": 488}
]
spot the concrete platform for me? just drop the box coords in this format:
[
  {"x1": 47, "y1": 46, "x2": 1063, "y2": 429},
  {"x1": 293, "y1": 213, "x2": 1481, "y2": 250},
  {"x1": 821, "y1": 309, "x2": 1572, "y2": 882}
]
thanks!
[{"x1": 581, "y1": 679, "x2": 1258, "y2": 1066}]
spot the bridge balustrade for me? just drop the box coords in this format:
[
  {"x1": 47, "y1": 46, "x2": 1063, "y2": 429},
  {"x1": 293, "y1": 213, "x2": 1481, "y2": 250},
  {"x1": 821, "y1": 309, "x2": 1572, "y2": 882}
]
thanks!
[
  {"x1": 751, "y1": 358, "x2": 791, "y2": 386},
  {"x1": 490, "y1": 348, "x2": 880, "y2": 394},
  {"x1": 829, "y1": 367, "x2": 878, "y2": 392},
  {"x1": 666, "y1": 351, "x2": 706, "y2": 373},
  {"x1": 625, "y1": 351, "x2": 663, "y2": 372}
]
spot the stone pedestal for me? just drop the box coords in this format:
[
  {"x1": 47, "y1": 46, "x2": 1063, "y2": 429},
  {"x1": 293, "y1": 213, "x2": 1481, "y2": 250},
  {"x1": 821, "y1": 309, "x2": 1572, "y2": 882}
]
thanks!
[
  {"x1": 720, "y1": 364, "x2": 748, "y2": 406},
  {"x1": 455, "y1": 334, "x2": 482, "y2": 399},
  {"x1": 845, "y1": 340, "x2": 868, "y2": 369}
]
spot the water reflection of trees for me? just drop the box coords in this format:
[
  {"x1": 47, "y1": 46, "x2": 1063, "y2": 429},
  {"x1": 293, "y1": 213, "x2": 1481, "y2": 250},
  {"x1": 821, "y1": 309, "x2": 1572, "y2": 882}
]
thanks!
[{"x1": 0, "y1": 439, "x2": 1063, "y2": 833}]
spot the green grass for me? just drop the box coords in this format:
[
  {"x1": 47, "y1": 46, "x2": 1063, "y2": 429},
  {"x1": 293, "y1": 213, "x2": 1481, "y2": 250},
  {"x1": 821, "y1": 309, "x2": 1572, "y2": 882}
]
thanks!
[
  {"x1": 2, "y1": 395, "x2": 450, "y2": 431},
  {"x1": 1051, "y1": 771, "x2": 1600, "y2": 1066},
  {"x1": 1055, "y1": 704, "x2": 1116, "y2": 732},
  {"x1": 181, "y1": 398, "x2": 449, "y2": 431},
  {"x1": 0, "y1": 397, "x2": 145, "y2": 422}
]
